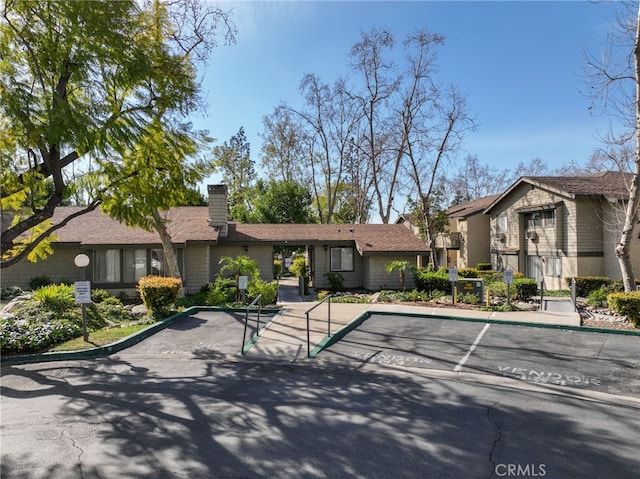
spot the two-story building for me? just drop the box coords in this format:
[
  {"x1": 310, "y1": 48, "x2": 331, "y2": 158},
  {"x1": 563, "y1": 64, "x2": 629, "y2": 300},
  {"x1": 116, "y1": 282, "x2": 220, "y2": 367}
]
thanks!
[{"x1": 484, "y1": 171, "x2": 640, "y2": 290}]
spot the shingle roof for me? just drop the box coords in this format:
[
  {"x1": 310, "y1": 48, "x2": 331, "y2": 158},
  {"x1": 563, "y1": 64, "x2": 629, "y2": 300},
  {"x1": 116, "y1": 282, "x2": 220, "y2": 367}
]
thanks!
[
  {"x1": 446, "y1": 194, "x2": 501, "y2": 218},
  {"x1": 485, "y1": 171, "x2": 635, "y2": 214},
  {"x1": 225, "y1": 223, "x2": 429, "y2": 254},
  {"x1": 49, "y1": 206, "x2": 219, "y2": 245},
  {"x1": 41, "y1": 207, "x2": 428, "y2": 253},
  {"x1": 524, "y1": 171, "x2": 634, "y2": 199}
]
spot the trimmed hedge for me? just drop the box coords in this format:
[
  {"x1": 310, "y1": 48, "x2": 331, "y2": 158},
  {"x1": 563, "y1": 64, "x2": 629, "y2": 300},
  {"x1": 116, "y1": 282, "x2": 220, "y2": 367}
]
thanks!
[
  {"x1": 137, "y1": 276, "x2": 182, "y2": 317},
  {"x1": 607, "y1": 291, "x2": 640, "y2": 327},
  {"x1": 413, "y1": 269, "x2": 450, "y2": 292},
  {"x1": 573, "y1": 276, "x2": 623, "y2": 297},
  {"x1": 513, "y1": 278, "x2": 538, "y2": 301}
]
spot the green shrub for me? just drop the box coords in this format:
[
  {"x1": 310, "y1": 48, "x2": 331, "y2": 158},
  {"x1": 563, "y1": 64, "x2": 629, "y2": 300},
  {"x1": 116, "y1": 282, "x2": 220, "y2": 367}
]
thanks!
[
  {"x1": 330, "y1": 293, "x2": 371, "y2": 304},
  {"x1": 0, "y1": 286, "x2": 24, "y2": 301},
  {"x1": 459, "y1": 292, "x2": 480, "y2": 304},
  {"x1": 33, "y1": 284, "x2": 75, "y2": 313},
  {"x1": 586, "y1": 287, "x2": 609, "y2": 307},
  {"x1": 29, "y1": 275, "x2": 52, "y2": 290},
  {"x1": 414, "y1": 268, "x2": 450, "y2": 292},
  {"x1": 513, "y1": 278, "x2": 538, "y2": 301},
  {"x1": 247, "y1": 279, "x2": 278, "y2": 305},
  {"x1": 176, "y1": 292, "x2": 208, "y2": 309},
  {"x1": 273, "y1": 259, "x2": 283, "y2": 279},
  {"x1": 137, "y1": 276, "x2": 182, "y2": 317},
  {"x1": 289, "y1": 256, "x2": 309, "y2": 294},
  {"x1": 1, "y1": 317, "x2": 81, "y2": 354},
  {"x1": 205, "y1": 278, "x2": 236, "y2": 306},
  {"x1": 325, "y1": 271, "x2": 344, "y2": 290},
  {"x1": 401, "y1": 289, "x2": 431, "y2": 302},
  {"x1": 607, "y1": 291, "x2": 640, "y2": 327},
  {"x1": 458, "y1": 268, "x2": 479, "y2": 278},
  {"x1": 477, "y1": 271, "x2": 504, "y2": 283},
  {"x1": 476, "y1": 263, "x2": 492, "y2": 271},
  {"x1": 573, "y1": 276, "x2": 614, "y2": 297},
  {"x1": 91, "y1": 288, "x2": 112, "y2": 303}
]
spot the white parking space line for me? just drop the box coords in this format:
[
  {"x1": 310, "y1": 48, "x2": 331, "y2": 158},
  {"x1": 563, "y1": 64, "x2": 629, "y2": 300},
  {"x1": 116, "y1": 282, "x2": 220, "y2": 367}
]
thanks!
[{"x1": 454, "y1": 323, "x2": 490, "y2": 373}]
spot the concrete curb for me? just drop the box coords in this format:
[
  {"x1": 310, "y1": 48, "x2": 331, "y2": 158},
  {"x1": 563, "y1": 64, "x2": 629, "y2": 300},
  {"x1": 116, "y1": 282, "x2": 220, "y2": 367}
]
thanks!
[
  {"x1": 308, "y1": 309, "x2": 640, "y2": 358},
  {"x1": 3, "y1": 305, "x2": 637, "y2": 366},
  {"x1": 1, "y1": 306, "x2": 280, "y2": 366}
]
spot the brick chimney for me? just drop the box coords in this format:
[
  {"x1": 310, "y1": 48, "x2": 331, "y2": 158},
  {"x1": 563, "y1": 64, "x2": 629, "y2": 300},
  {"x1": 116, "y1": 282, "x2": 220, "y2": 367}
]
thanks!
[{"x1": 208, "y1": 184, "x2": 228, "y2": 237}]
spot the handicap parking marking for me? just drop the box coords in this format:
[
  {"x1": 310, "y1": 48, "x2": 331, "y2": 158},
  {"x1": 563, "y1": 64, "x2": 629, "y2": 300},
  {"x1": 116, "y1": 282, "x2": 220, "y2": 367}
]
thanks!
[{"x1": 453, "y1": 322, "x2": 490, "y2": 373}]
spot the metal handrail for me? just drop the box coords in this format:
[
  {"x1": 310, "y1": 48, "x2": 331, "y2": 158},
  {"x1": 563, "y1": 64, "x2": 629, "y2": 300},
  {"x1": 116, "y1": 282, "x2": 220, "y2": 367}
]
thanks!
[
  {"x1": 305, "y1": 294, "x2": 333, "y2": 358},
  {"x1": 241, "y1": 294, "x2": 263, "y2": 354}
]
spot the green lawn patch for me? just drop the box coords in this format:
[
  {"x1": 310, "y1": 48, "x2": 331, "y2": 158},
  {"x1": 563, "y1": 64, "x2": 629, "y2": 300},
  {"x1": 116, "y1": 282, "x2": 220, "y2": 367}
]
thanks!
[{"x1": 48, "y1": 322, "x2": 151, "y2": 351}]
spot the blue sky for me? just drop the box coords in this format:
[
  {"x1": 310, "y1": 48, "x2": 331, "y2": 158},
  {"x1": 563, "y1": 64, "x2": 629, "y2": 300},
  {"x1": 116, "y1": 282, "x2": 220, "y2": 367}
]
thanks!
[{"x1": 192, "y1": 0, "x2": 624, "y2": 187}]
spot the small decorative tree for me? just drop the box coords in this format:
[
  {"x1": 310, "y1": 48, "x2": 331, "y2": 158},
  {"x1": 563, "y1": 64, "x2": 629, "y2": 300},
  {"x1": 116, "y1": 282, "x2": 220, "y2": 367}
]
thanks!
[
  {"x1": 218, "y1": 255, "x2": 260, "y2": 302},
  {"x1": 385, "y1": 260, "x2": 416, "y2": 292}
]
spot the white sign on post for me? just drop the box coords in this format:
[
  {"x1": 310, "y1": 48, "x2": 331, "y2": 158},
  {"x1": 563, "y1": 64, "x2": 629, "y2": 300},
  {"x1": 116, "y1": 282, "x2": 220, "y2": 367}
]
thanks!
[
  {"x1": 503, "y1": 270, "x2": 514, "y2": 285},
  {"x1": 448, "y1": 268, "x2": 458, "y2": 282},
  {"x1": 74, "y1": 281, "x2": 92, "y2": 304},
  {"x1": 238, "y1": 275, "x2": 249, "y2": 290}
]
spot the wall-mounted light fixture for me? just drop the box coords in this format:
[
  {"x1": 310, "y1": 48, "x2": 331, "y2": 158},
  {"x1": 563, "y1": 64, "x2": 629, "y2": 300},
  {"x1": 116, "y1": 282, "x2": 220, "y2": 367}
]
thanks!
[
  {"x1": 323, "y1": 245, "x2": 328, "y2": 251},
  {"x1": 243, "y1": 245, "x2": 249, "y2": 252}
]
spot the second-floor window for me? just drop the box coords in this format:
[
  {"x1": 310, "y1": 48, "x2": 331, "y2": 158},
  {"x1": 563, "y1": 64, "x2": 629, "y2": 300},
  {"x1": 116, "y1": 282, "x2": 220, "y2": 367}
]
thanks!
[
  {"x1": 527, "y1": 209, "x2": 555, "y2": 229},
  {"x1": 496, "y1": 214, "x2": 508, "y2": 234}
]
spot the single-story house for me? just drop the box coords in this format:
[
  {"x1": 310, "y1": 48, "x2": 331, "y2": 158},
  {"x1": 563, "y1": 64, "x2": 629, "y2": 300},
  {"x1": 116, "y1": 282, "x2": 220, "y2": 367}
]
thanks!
[
  {"x1": 484, "y1": 171, "x2": 640, "y2": 290},
  {"x1": 2, "y1": 185, "x2": 429, "y2": 295}
]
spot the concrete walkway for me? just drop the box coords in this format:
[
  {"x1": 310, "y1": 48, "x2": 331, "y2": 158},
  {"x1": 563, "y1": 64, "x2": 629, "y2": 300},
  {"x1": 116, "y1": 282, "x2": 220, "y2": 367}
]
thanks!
[{"x1": 245, "y1": 279, "x2": 582, "y2": 362}]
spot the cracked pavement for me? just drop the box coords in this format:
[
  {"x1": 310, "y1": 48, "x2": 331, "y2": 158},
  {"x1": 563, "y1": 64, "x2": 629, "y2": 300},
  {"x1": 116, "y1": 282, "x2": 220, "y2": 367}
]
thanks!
[{"x1": 1, "y1": 310, "x2": 638, "y2": 478}]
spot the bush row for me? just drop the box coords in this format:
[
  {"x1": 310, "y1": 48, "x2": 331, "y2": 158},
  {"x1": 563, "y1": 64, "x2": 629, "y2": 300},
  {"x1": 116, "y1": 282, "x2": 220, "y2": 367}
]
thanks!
[
  {"x1": 413, "y1": 268, "x2": 537, "y2": 301},
  {"x1": 607, "y1": 291, "x2": 640, "y2": 327},
  {"x1": 1, "y1": 286, "x2": 131, "y2": 355}
]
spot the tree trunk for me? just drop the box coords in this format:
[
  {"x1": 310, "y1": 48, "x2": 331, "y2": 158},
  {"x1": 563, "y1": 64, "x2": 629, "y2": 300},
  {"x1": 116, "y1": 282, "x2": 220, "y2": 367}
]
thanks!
[
  {"x1": 616, "y1": 5, "x2": 640, "y2": 292},
  {"x1": 151, "y1": 209, "x2": 184, "y2": 297}
]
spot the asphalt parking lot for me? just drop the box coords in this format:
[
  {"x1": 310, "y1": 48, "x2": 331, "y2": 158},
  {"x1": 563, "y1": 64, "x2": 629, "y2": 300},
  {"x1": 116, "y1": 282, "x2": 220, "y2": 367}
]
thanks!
[
  {"x1": 2, "y1": 310, "x2": 639, "y2": 479},
  {"x1": 317, "y1": 314, "x2": 640, "y2": 398}
]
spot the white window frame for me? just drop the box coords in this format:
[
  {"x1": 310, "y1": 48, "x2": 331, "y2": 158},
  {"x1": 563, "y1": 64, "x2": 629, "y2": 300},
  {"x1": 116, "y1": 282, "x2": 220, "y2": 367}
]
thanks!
[
  {"x1": 545, "y1": 256, "x2": 561, "y2": 277},
  {"x1": 496, "y1": 214, "x2": 508, "y2": 234}
]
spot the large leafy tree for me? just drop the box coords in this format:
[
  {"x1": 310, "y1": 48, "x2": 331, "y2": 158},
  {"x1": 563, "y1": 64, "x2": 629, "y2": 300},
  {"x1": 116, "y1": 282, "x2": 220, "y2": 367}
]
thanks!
[
  {"x1": 0, "y1": 0, "x2": 234, "y2": 268},
  {"x1": 251, "y1": 180, "x2": 316, "y2": 224},
  {"x1": 211, "y1": 127, "x2": 254, "y2": 220}
]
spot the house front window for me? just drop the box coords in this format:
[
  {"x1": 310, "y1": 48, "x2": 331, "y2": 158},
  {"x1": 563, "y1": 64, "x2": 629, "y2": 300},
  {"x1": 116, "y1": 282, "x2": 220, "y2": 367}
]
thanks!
[
  {"x1": 330, "y1": 247, "x2": 354, "y2": 272},
  {"x1": 123, "y1": 249, "x2": 148, "y2": 283},
  {"x1": 93, "y1": 248, "x2": 173, "y2": 284},
  {"x1": 94, "y1": 249, "x2": 121, "y2": 283}
]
